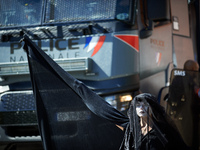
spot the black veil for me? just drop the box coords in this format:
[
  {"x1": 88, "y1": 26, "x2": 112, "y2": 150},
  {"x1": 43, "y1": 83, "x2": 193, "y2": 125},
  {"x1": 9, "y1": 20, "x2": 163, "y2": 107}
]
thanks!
[{"x1": 119, "y1": 93, "x2": 189, "y2": 150}]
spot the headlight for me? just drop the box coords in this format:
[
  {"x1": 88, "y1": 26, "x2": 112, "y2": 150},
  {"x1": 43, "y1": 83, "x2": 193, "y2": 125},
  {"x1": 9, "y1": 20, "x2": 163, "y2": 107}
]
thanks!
[
  {"x1": 103, "y1": 93, "x2": 133, "y2": 111},
  {"x1": 120, "y1": 94, "x2": 132, "y2": 102}
]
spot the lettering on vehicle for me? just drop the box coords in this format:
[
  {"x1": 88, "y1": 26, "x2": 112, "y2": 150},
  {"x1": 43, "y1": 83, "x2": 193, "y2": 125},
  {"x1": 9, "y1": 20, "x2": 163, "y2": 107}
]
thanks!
[
  {"x1": 174, "y1": 70, "x2": 185, "y2": 76},
  {"x1": 10, "y1": 38, "x2": 80, "y2": 54},
  {"x1": 9, "y1": 38, "x2": 81, "y2": 62},
  {"x1": 150, "y1": 38, "x2": 165, "y2": 50},
  {"x1": 150, "y1": 38, "x2": 164, "y2": 47}
]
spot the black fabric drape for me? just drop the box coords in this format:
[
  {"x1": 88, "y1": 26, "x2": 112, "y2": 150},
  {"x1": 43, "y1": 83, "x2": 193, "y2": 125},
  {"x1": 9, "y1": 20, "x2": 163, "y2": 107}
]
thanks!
[{"x1": 23, "y1": 35, "x2": 129, "y2": 150}]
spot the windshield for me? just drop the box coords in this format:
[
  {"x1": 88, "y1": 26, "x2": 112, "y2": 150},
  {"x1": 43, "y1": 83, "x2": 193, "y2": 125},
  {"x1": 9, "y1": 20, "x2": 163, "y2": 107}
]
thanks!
[
  {"x1": 0, "y1": 0, "x2": 131, "y2": 27},
  {"x1": 44, "y1": 0, "x2": 130, "y2": 23},
  {"x1": 0, "y1": 0, "x2": 43, "y2": 27}
]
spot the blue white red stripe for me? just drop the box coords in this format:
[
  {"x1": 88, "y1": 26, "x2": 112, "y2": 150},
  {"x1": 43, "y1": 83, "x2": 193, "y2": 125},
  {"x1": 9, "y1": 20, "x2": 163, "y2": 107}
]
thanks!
[{"x1": 84, "y1": 36, "x2": 106, "y2": 57}]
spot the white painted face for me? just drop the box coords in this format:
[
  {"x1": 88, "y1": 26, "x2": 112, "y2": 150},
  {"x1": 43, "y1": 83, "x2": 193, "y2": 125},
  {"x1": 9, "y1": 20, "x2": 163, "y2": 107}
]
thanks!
[{"x1": 136, "y1": 101, "x2": 149, "y2": 117}]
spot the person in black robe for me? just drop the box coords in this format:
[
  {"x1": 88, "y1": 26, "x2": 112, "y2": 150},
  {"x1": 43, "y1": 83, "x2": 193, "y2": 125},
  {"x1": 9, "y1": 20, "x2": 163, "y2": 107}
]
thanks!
[{"x1": 119, "y1": 93, "x2": 190, "y2": 150}]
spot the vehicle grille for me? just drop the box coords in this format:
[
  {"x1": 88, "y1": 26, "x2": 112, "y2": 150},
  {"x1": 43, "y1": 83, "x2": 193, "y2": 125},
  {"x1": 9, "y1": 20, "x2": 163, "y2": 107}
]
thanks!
[
  {"x1": 0, "y1": 91, "x2": 37, "y2": 126},
  {"x1": 1, "y1": 91, "x2": 36, "y2": 111}
]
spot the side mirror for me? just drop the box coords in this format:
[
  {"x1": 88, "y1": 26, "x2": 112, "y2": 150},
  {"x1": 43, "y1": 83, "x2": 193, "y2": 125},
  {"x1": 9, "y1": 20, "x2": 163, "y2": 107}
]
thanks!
[{"x1": 139, "y1": 21, "x2": 153, "y2": 39}]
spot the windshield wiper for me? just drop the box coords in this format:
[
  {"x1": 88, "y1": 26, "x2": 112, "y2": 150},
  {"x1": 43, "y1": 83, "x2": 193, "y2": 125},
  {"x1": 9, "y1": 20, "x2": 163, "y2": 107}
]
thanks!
[{"x1": 68, "y1": 22, "x2": 109, "y2": 36}]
